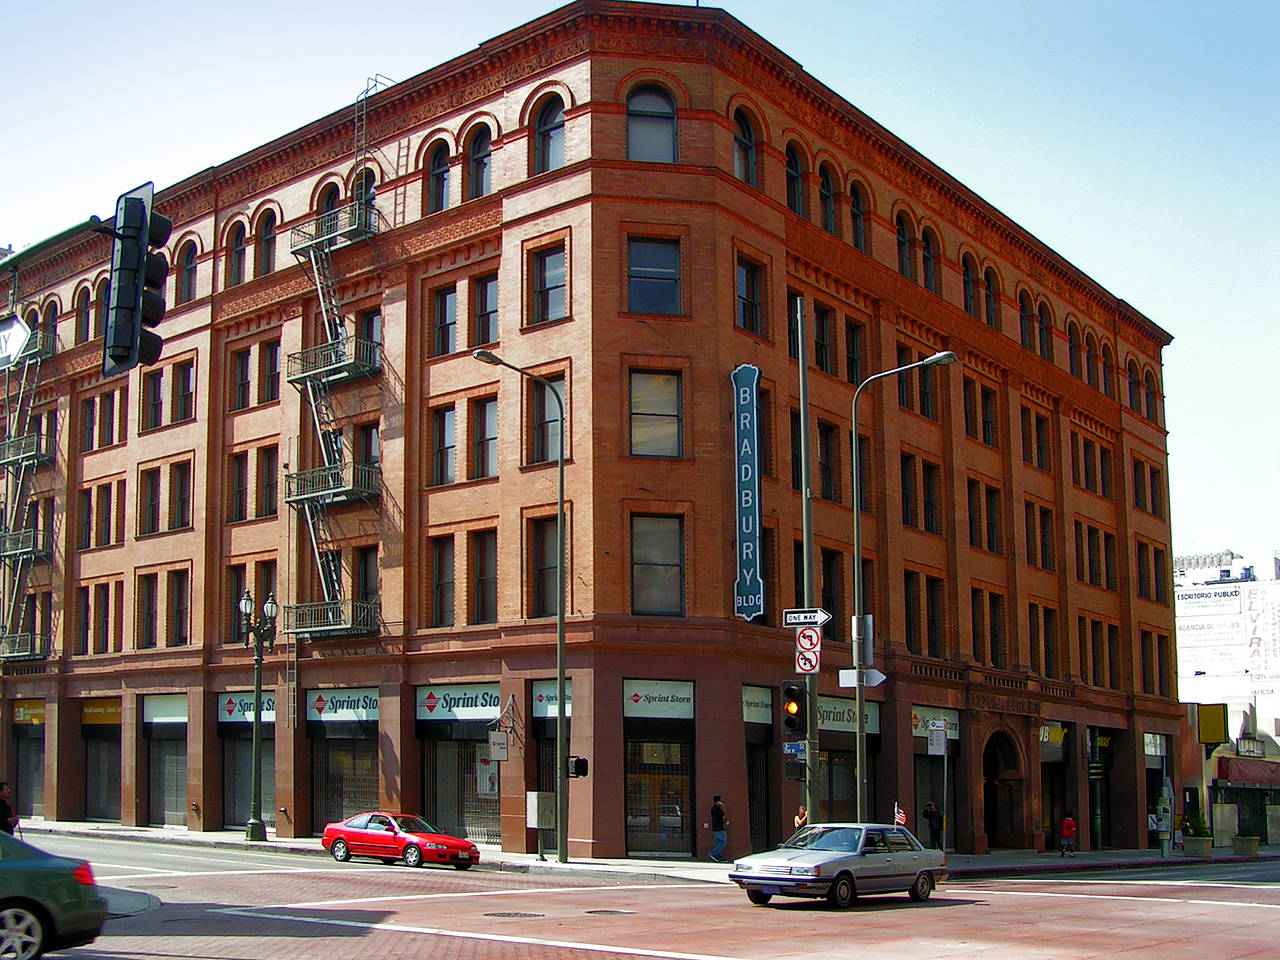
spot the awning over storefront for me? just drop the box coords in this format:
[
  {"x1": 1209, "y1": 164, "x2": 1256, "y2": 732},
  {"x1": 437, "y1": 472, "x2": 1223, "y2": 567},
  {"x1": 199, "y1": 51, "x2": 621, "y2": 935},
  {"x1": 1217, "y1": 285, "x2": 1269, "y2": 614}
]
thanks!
[{"x1": 1218, "y1": 756, "x2": 1280, "y2": 786}]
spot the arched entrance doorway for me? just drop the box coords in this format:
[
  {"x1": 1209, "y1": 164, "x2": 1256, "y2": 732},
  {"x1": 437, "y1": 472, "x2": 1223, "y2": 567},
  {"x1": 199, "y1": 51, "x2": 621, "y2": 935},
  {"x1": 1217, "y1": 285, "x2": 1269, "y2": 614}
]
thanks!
[{"x1": 982, "y1": 730, "x2": 1028, "y2": 848}]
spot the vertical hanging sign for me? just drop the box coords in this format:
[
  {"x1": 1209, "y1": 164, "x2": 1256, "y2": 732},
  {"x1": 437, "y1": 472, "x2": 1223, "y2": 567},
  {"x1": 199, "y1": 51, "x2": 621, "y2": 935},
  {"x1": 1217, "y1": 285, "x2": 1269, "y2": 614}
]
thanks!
[{"x1": 732, "y1": 364, "x2": 764, "y2": 620}]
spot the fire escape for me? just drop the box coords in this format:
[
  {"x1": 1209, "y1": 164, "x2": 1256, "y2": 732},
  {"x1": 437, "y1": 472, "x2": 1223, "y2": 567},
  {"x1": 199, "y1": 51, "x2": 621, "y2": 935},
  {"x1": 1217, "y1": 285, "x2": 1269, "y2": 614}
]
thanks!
[
  {"x1": 283, "y1": 194, "x2": 382, "y2": 639},
  {"x1": 0, "y1": 319, "x2": 55, "y2": 659}
]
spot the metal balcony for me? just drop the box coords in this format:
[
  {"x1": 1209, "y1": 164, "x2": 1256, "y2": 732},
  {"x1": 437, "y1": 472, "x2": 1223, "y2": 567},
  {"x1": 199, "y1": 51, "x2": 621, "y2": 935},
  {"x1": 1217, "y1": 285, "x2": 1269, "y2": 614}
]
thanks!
[
  {"x1": 0, "y1": 433, "x2": 53, "y2": 468},
  {"x1": 286, "y1": 337, "x2": 381, "y2": 386},
  {"x1": 289, "y1": 200, "x2": 379, "y2": 254},
  {"x1": 0, "y1": 633, "x2": 46, "y2": 660},
  {"x1": 0, "y1": 528, "x2": 51, "y2": 560},
  {"x1": 19, "y1": 328, "x2": 56, "y2": 360},
  {"x1": 281, "y1": 599, "x2": 380, "y2": 638},
  {"x1": 284, "y1": 461, "x2": 381, "y2": 506}
]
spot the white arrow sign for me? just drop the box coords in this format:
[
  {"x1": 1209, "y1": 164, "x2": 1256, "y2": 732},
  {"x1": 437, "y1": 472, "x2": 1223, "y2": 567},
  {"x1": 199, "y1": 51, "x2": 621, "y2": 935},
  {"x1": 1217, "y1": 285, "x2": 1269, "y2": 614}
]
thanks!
[
  {"x1": 838, "y1": 668, "x2": 887, "y2": 688},
  {"x1": 783, "y1": 607, "x2": 832, "y2": 628}
]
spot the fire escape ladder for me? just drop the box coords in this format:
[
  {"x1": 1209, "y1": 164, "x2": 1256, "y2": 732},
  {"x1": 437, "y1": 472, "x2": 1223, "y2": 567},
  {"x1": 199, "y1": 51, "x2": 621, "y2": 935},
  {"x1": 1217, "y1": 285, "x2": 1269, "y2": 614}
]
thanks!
[{"x1": 0, "y1": 345, "x2": 48, "y2": 659}]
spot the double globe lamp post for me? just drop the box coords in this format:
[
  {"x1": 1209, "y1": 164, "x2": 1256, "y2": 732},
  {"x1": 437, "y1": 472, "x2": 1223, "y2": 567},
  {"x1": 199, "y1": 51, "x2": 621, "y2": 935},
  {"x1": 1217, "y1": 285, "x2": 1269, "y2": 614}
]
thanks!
[{"x1": 239, "y1": 590, "x2": 278, "y2": 842}]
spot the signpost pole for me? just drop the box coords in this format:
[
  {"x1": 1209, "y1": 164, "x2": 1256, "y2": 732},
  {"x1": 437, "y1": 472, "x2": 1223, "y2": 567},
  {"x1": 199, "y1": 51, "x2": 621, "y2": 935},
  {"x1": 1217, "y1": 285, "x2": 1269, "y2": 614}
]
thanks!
[{"x1": 793, "y1": 297, "x2": 820, "y2": 820}]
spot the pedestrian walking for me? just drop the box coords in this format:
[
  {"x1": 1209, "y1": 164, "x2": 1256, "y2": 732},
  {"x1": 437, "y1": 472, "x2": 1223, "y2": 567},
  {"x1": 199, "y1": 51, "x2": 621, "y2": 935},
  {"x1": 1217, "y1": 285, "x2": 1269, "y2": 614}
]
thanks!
[
  {"x1": 923, "y1": 800, "x2": 944, "y2": 850},
  {"x1": 1060, "y1": 810, "x2": 1077, "y2": 857},
  {"x1": 709, "y1": 795, "x2": 729, "y2": 862},
  {"x1": 794, "y1": 803, "x2": 808, "y2": 830},
  {"x1": 0, "y1": 782, "x2": 17, "y2": 837}
]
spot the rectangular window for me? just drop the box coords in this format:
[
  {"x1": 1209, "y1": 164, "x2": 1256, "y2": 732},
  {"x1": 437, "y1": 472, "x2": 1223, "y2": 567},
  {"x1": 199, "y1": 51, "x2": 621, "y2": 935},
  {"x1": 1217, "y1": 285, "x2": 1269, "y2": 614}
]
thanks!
[
  {"x1": 357, "y1": 546, "x2": 378, "y2": 605},
  {"x1": 963, "y1": 379, "x2": 978, "y2": 438},
  {"x1": 533, "y1": 245, "x2": 567, "y2": 324},
  {"x1": 258, "y1": 341, "x2": 280, "y2": 404},
  {"x1": 471, "y1": 530, "x2": 497, "y2": 623},
  {"x1": 970, "y1": 588, "x2": 985, "y2": 663},
  {"x1": 989, "y1": 593, "x2": 1006, "y2": 668},
  {"x1": 358, "y1": 309, "x2": 382, "y2": 345},
  {"x1": 533, "y1": 376, "x2": 565, "y2": 464},
  {"x1": 433, "y1": 407, "x2": 456, "y2": 485},
  {"x1": 1132, "y1": 458, "x2": 1147, "y2": 510},
  {"x1": 736, "y1": 259, "x2": 762, "y2": 335},
  {"x1": 631, "y1": 515, "x2": 684, "y2": 616},
  {"x1": 1028, "y1": 601, "x2": 1042, "y2": 673},
  {"x1": 1088, "y1": 526, "x2": 1102, "y2": 585},
  {"x1": 80, "y1": 397, "x2": 97, "y2": 451},
  {"x1": 786, "y1": 291, "x2": 800, "y2": 359},
  {"x1": 1043, "y1": 608, "x2": 1058, "y2": 678},
  {"x1": 170, "y1": 461, "x2": 192, "y2": 529},
  {"x1": 357, "y1": 423, "x2": 380, "y2": 466},
  {"x1": 1070, "y1": 432, "x2": 1081, "y2": 486},
  {"x1": 845, "y1": 319, "x2": 863, "y2": 385},
  {"x1": 1040, "y1": 506, "x2": 1055, "y2": 570},
  {"x1": 628, "y1": 239, "x2": 681, "y2": 315},
  {"x1": 1157, "y1": 634, "x2": 1171, "y2": 697},
  {"x1": 1024, "y1": 501, "x2": 1037, "y2": 566},
  {"x1": 1107, "y1": 623, "x2": 1120, "y2": 689},
  {"x1": 817, "y1": 421, "x2": 838, "y2": 501},
  {"x1": 76, "y1": 587, "x2": 91, "y2": 655},
  {"x1": 431, "y1": 536, "x2": 455, "y2": 627},
  {"x1": 98, "y1": 392, "x2": 116, "y2": 446},
  {"x1": 142, "y1": 370, "x2": 164, "y2": 430},
  {"x1": 433, "y1": 287, "x2": 457, "y2": 357},
  {"x1": 759, "y1": 388, "x2": 774, "y2": 478},
  {"x1": 630, "y1": 371, "x2": 682, "y2": 458},
  {"x1": 896, "y1": 344, "x2": 914, "y2": 409},
  {"x1": 926, "y1": 575, "x2": 944, "y2": 657},
  {"x1": 79, "y1": 489, "x2": 93, "y2": 549},
  {"x1": 981, "y1": 387, "x2": 997, "y2": 446},
  {"x1": 472, "y1": 397, "x2": 498, "y2": 478},
  {"x1": 1091, "y1": 620, "x2": 1105, "y2": 686},
  {"x1": 856, "y1": 434, "x2": 870, "y2": 513},
  {"x1": 1150, "y1": 467, "x2": 1164, "y2": 518},
  {"x1": 172, "y1": 360, "x2": 196, "y2": 421},
  {"x1": 93, "y1": 583, "x2": 110, "y2": 654},
  {"x1": 1154, "y1": 548, "x2": 1168, "y2": 603},
  {"x1": 820, "y1": 548, "x2": 842, "y2": 642},
  {"x1": 1083, "y1": 440, "x2": 1098, "y2": 491},
  {"x1": 1035, "y1": 414, "x2": 1050, "y2": 470},
  {"x1": 1074, "y1": 520, "x2": 1085, "y2": 581},
  {"x1": 813, "y1": 304, "x2": 833, "y2": 374},
  {"x1": 230, "y1": 452, "x2": 249, "y2": 521},
  {"x1": 1104, "y1": 532, "x2": 1117, "y2": 590},
  {"x1": 985, "y1": 486, "x2": 1002, "y2": 553},
  {"x1": 968, "y1": 479, "x2": 983, "y2": 548},
  {"x1": 1141, "y1": 629, "x2": 1154, "y2": 694},
  {"x1": 1020, "y1": 407, "x2": 1033, "y2": 464},
  {"x1": 900, "y1": 454, "x2": 917, "y2": 527},
  {"x1": 231, "y1": 350, "x2": 251, "y2": 410},
  {"x1": 228, "y1": 564, "x2": 246, "y2": 645},
  {"x1": 257, "y1": 560, "x2": 277, "y2": 611},
  {"x1": 167, "y1": 570, "x2": 190, "y2": 647},
  {"x1": 141, "y1": 468, "x2": 161, "y2": 535},
  {"x1": 1100, "y1": 447, "x2": 1113, "y2": 498},
  {"x1": 917, "y1": 357, "x2": 935, "y2": 419},
  {"x1": 922, "y1": 461, "x2": 940, "y2": 534},
  {"x1": 473, "y1": 274, "x2": 499, "y2": 345},
  {"x1": 256, "y1": 447, "x2": 278, "y2": 518},
  {"x1": 137, "y1": 573, "x2": 159, "y2": 649},
  {"x1": 790, "y1": 410, "x2": 802, "y2": 491},
  {"x1": 903, "y1": 570, "x2": 920, "y2": 654},
  {"x1": 95, "y1": 484, "x2": 112, "y2": 547},
  {"x1": 532, "y1": 517, "x2": 558, "y2": 619}
]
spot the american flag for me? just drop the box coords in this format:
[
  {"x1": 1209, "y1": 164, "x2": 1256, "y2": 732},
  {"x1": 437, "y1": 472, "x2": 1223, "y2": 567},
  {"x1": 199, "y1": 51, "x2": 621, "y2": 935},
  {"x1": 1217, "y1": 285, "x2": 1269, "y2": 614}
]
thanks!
[{"x1": 893, "y1": 802, "x2": 907, "y2": 825}]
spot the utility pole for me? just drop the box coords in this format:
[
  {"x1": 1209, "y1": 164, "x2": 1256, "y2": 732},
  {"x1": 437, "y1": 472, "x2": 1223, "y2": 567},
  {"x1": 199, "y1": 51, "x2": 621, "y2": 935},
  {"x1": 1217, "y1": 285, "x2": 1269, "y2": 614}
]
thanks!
[{"x1": 794, "y1": 296, "x2": 820, "y2": 819}]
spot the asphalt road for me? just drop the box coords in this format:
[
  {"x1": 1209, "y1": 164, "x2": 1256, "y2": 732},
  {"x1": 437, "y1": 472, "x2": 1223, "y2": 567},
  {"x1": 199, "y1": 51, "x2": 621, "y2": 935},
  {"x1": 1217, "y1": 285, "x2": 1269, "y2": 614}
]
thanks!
[{"x1": 30, "y1": 835, "x2": 1280, "y2": 960}]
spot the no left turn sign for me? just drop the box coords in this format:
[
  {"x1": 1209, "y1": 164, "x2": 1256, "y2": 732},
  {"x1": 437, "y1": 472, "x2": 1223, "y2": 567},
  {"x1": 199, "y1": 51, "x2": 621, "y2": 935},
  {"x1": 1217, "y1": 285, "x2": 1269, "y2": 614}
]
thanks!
[
  {"x1": 796, "y1": 648, "x2": 820, "y2": 674},
  {"x1": 796, "y1": 626, "x2": 821, "y2": 652}
]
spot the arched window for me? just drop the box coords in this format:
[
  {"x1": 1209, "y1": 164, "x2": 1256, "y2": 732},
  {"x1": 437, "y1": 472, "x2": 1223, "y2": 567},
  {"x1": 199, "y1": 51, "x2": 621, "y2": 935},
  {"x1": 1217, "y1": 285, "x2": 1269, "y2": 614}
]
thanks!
[
  {"x1": 95, "y1": 281, "x2": 108, "y2": 338},
  {"x1": 41, "y1": 303, "x2": 56, "y2": 347},
  {"x1": 785, "y1": 144, "x2": 805, "y2": 216},
  {"x1": 849, "y1": 184, "x2": 867, "y2": 252},
  {"x1": 962, "y1": 256, "x2": 979, "y2": 316},
  {"x1": 427, "y1": 143, "x2": 450, "y2": 213},
  {"x1": 467, "y1": 127, "x2": 492, "y2": 199},
  {"x1": 1144, "y1": 372, "x2": 1159, "y2": 422},
  {"x1": 818, "y1": 165, "x2": 836, "y2": 234},
  {"x1": 921, "y1": 229, "x2": 940, "y2": 294},
  {"x1": 1037, "y1": 303, "x2": 1054, "y2": 360},
  {"x1": 1067, "y1": 322, "x2": 1081, "y2": 377},
  {"x1": 1019, "y1": 292, "x2": 1035, "y2": 349},
  {"x1": 355, "y1": 168, "x2": 377, "y2": 231},
  {"x1": 535, "y1": 96, "x2": 565, "y2": 173},
  {"x1": 319, "y1": 184, "x2": 341, "y2": 248},
  {"x1": 1127, "y1": 360, "x2": 1141, "y2": 411},
  {"x1": 178, "y1": 242, "x2": 198, "y2": 304},
  {"x1": 76, "y1": 288, "x2": 91, "y2": 344},
  {"x1": 1085, "y1": 334, "x2": 1098, "y2": 388},
  {"x1": 896, "y1": 213, "x2": 914, "y2": 279},
  {"x1": 733, "y1": 110, "x2": 756, "y2": 187},
  {"x1": 227, "y1": 223, "x2": 246, "y2": 287},
  {"x1": 627, "y1": 87, "x2": 676, "y2": 163},
  {"x1": 1101, "y1": 345, "x2": 1115, "y2": 398},
  {"x1": 983, "y1": 268, "x2": 1001, "y2": 330},
  {"x1": 256, "y1": 211, "x2": 277, "y2": 277}
]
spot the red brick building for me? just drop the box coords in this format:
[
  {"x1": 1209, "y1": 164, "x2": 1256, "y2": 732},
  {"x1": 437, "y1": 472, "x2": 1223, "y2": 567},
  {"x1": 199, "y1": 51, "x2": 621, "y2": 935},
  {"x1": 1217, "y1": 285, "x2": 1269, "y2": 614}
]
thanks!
[{"x1": 0, "y1": 0, "x2": 1177, "y2": 857}]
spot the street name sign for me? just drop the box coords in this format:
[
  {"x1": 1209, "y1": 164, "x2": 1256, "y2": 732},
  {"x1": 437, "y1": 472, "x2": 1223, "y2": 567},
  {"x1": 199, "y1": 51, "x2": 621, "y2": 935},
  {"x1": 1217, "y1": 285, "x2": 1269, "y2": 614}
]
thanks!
[{"x1": 837, "y1": 667, "x2": 886, "y2": 688}]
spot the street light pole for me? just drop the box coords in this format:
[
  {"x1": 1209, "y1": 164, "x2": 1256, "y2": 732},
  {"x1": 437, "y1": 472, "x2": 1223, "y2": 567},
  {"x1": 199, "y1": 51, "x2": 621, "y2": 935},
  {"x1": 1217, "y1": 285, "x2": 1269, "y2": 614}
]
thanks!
[
  {"x1": 850, "y1": 350, "x2": 955, "y2": 822},
  {"x1": 473, "y1": 349, "x2": 568, "y2": 864},
  {"x1": 239, "y1": 590, "x2": 278, "y2": 842}
]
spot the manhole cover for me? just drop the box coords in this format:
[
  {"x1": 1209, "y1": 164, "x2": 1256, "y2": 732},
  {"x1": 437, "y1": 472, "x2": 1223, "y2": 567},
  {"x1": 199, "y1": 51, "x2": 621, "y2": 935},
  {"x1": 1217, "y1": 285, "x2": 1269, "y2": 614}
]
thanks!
[
  {"x1": 586, "y1": 909, "x2": 635, "y2": 915},
  {"x1": 484, "y1": 912, "x2": 545, "y2": 919}
]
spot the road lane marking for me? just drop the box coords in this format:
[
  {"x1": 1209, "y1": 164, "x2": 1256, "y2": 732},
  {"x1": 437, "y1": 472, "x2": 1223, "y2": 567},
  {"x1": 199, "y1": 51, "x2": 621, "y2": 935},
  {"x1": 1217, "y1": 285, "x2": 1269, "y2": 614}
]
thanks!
[
  {"x1": 983, "y1": 877, "x2": 1280, "y2": 890},
  {"x1": 272, "y1": 882, "x2": 706, "y2": 909},
  {"x1": 946, "y1": 887, "x2": 1280, "y2": 909},
  {"x1": 94, "y1": 867, "x2": 345, "y2": 881}
]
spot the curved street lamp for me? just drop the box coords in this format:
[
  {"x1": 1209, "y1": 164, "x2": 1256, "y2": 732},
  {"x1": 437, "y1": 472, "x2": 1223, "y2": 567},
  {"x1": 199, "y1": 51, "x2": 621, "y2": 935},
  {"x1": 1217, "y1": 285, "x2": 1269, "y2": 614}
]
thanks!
[
  {"x1": 240, "y1": 590, "x2": 278, "y2": 842},
  {"x1": 473, "y1": 349, "x2": 568, "y2": 864},
  {"x1": 850, "y1": 350, "x2": 956, "y2": 821}
]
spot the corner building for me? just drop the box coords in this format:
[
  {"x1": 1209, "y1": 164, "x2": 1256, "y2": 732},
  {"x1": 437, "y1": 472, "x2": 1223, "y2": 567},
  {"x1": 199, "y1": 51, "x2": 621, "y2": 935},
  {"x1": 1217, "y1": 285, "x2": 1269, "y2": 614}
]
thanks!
[{"x1": 0, "y1": 0, "x2": 1179, "y2": 856}]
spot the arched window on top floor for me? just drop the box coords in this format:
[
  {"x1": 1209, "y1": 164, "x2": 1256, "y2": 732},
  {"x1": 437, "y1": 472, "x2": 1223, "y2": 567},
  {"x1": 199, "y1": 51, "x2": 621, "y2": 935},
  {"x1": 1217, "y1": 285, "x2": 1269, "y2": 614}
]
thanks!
[
  {"x1": 1144, "y1": 371, "x2": 1160, "y2": 423},
  {"x1": 849, "y1": 184, "x2": 867, "y2": 253},
  {"x1": 1127, "y1": 359, "x2": 1142, "y2": 411},
  {"x1": 535, "y1": 96, "x2": 565, "y2": 174},
  {"x1": 318, "y1": 184, "x2": 341, "y2": 249},
  {"x1": 1085, "y1": 334, "x2": 1098, "y2": 388},
  {"x1": 733, "y1": 109, "x2": 757, "y2": 187},
  {"x1": 1019, "y1": 292, "x2": 1035, "y2": 349},
  {"x1": 177, "y1": 241, "x2": 198, "y2": 305},
  {"x1": 921, "y1": 228, "x2": 940, "y2": 294},
  {"x1": 227, "y1": 223, "x2": 247, "y2": 287},
  {"x1": 427, "y1": 142, "x2": 450, "y2": 214},
  {"x1": 818, "y1": 165, "x2": 836, "y2": 234},
  {"x1": 75, "y1": 288, "x2": 91, "y2": 344},
  {"x1": 256, "y1": 211, "x2": 277, "y2": 277},
  {"x1": 962, "y1": 255, "x2": 979, "y2": 316},
  {"x1": 40, "y1": 302, "x2": 56, "y2": 348},
  {"x1": 94, "y1": 280, "x2": 108, "y2": 338},
  {"x1": 467, "y1": 127, "x2": 492, "y2": 199},
  {"x1": 1101, "y1": 344, "x2": 1115, "y2": 398},
  {"x1": 785, "y1": 144, "x2": 805, "y2": 216},
  {"x1": 983, "y1": 268, "x2": 1001, "y2": 330},
  {"x1": 1067, "y1": 322, "x2": 1082, "y2": 377},
  {"x1": 896, "y1": 213, "x2": 914, "y2": 279},
  {"x1": 627, "y1": 86, "x2": 676, "y2": 163},
  {"x1": 1037, "y1": 303, "x2": 1054, "y2": 361}
]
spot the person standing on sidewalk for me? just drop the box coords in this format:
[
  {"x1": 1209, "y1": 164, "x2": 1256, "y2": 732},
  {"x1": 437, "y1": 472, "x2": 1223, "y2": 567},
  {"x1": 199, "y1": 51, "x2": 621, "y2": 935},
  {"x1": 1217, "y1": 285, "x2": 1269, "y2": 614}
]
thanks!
[
  {"x1": 1060, "y1": 810, "x2": 1077, "y2": 857},
  {"x1": 923, "y1": 801, "x2": 944, "y2": 850},
  {"x1": 709, "y1": 795, "x2": 729, "y2": 862},
  {"x1": 0, "y1": 782, "x2": 17, "y2": 836}
]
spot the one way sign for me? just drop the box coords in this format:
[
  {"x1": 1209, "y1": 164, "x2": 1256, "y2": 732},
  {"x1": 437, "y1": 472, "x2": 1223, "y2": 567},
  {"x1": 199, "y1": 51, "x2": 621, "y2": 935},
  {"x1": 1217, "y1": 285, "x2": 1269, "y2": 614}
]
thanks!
[{"x1": 783, "y1": 607, "x2": 832, "y2": 628}]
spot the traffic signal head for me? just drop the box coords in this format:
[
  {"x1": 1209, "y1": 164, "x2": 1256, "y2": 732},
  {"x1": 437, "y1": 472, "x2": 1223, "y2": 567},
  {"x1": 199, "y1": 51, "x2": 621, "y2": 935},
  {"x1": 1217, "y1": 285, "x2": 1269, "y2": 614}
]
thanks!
[
  {"x1": 781, "y1": 680, "x2": 807, "y2": 740},
  {"x1": 103, "y1": 182, "x2": 172, "y2": 378},
  {"x1": 568, "y1": 756, "x2": 589, "y2": 778}
]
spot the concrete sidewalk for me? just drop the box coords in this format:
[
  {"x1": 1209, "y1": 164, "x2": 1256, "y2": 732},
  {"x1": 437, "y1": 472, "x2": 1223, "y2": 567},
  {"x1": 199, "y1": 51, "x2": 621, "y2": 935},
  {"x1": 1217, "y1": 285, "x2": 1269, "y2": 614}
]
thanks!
[{"x1": 18, "y1": 818, "x2": 1280, "y2": 885}]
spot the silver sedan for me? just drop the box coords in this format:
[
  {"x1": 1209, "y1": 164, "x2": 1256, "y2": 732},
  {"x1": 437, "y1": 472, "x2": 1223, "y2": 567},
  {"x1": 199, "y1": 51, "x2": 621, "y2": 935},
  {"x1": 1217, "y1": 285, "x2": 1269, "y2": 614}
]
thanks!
[{"x1": 728, "y1": 822, "x2": 947, "y2": 908}]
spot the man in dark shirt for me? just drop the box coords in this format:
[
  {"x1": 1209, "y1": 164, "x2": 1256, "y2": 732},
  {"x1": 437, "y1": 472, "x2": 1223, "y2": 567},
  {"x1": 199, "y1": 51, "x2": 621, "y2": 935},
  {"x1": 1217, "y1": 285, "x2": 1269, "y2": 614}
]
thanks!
[
  {"x1": 709, "y1": 795, "x2": 729, "y2": 862},
  {"x1": 0, "y1": 782, "x2": 17, "y2": 836}
]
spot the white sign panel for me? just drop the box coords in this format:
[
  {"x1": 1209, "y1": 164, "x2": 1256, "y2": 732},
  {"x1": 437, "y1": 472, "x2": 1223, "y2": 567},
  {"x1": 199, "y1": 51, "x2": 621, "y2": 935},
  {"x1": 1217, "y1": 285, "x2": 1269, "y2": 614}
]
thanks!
[
  {"x1": 488, "y1": 730, "x2": 509, "y2": 762},
  {"x1": 532, "y1": 679, "x2": 573, "y2": 718},
  {"x1": 742, "y1": 685, "x2": 773, "y2": 724},
  {"x1": 220, "y1": 692, "x2": 276, "y2": 723},
  {"x1": 817, "y1": 695, "x2": 880, "y2": 735},
  {"x1": 307, "y1": 687, "x2": 379, "y2": 722},
  {"x1": 476, "y1": 744, "x2": 499, "y2": 796},
  {"x1": 795, "y1": 647, "x2": 820, "y2": 674},
  {"x1": 143, "y1": 693, "x2": 188, "y2": 724},
  {"x1": 910, "y1": 705, "x2": 960, "y2": 739},
  {"x1": 624, "y1": 679, "x2": 694, "y2": 718},
  {"x1": 416, "y1": 682, "x2": 500, "y2": 721},
  {"x1": 1177, "y1": 585, "x2": 1243, "y2": 616}
]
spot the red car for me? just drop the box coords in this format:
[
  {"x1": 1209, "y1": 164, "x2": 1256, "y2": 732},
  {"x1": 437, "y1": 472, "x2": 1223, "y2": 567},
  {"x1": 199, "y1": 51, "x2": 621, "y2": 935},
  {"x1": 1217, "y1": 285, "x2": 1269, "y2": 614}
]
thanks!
[{"x1": 321, "y1": 812, "x2": 480, "y2": 869}]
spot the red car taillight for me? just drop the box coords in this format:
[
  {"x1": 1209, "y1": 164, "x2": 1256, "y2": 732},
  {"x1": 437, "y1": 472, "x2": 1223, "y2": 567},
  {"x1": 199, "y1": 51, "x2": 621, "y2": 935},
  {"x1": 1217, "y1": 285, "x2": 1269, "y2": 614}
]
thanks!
[{"x1": 72, "y1": 862, "x2": 96, "y2": 886}]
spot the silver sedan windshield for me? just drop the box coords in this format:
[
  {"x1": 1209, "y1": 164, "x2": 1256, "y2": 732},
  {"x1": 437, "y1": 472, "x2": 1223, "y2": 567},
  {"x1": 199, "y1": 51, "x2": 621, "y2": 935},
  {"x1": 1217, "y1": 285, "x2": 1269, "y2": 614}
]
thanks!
[{"x1": 781, "y1": 826, "x2": 863, "y2": 852}]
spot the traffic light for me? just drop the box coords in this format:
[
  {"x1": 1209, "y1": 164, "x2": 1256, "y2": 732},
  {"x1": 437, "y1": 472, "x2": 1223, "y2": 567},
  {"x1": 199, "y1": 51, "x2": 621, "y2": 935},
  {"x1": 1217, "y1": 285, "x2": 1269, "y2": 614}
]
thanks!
[
  {"x1": 567, "y1": 756, "x2": 589, "y2": 778},
  {"x1": 103, "y1": 182, "x2": 171, "y2": 378},
  {"x1": 781, "y1": 680, "x2": 807, "y2": 740}
]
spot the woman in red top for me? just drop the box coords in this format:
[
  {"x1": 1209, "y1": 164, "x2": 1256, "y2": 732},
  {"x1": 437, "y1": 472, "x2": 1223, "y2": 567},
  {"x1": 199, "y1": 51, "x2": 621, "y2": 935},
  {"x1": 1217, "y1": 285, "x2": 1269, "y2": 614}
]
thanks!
[{"x1": 1060, "y1": 810, "x2": 1077, "y2": 857}]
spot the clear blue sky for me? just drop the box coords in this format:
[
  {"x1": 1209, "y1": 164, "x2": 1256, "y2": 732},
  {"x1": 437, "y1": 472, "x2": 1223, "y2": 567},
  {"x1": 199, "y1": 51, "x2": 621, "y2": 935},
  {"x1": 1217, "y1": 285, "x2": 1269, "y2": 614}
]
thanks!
[{"x1": 5, "y1": 0, "x2": 1277, "y2": 567}]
